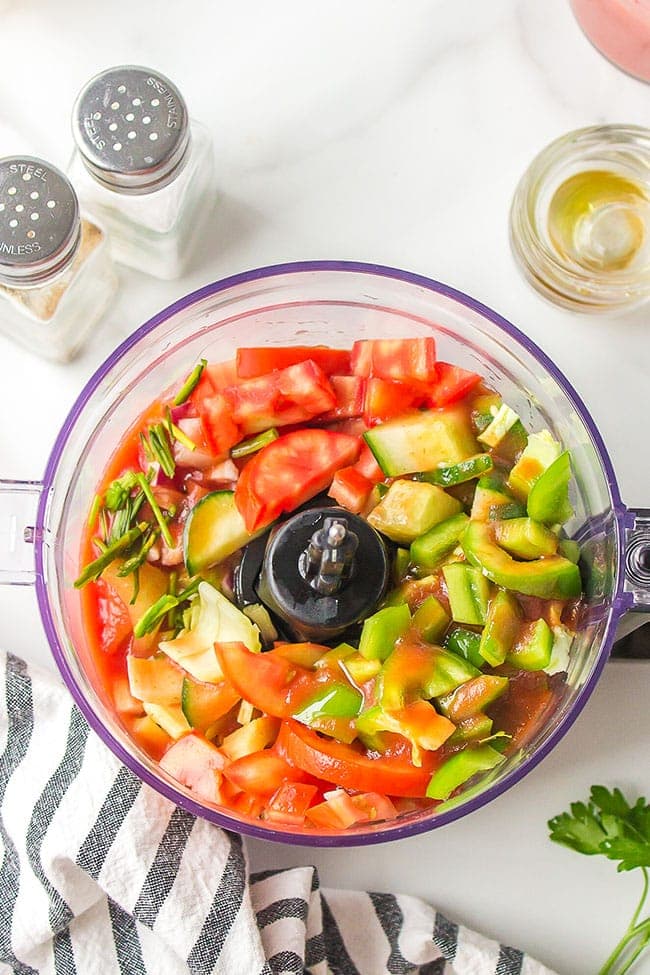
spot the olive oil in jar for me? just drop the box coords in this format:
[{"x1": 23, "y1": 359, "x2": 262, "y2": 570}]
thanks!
[{"x1": 547, "y1": 170, "x2": 650, "y2": 272}]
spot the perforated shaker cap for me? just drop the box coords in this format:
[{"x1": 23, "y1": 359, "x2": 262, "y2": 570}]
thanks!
[
  {"x1": 0, "y1": 157, "x2": 81, "y2": 286},
  {"x1": 72, "y1": 66, "x2": 190, "y2": 194}
]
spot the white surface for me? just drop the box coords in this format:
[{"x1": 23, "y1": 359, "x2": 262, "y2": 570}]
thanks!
[{"x1": 0, "y1": 2, "x2": 649, "y2": 972}]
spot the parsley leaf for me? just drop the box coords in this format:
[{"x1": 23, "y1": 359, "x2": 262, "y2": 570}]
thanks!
[{"x1": 549, "y1": 786, "x2": 650, "y2": 974}]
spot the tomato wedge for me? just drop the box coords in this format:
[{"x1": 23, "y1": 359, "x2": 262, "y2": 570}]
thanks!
[
  {"x1": 351, "y1": 338, "x2": 437, "y2": 383},
  {"x1": 264, "y1": 782, "x2": 319, "y2": 826},
  {"x1": 234, "y1": 429, "x2": 360, "y2": 531},
  {"x1": 276, "y1": 720, "x2": 441, "y2": 797},
  {"x1": 196, "y1": 391, "x2": 242, "y2": 457},
  {"x1": 223, "y1": 750, "x2": 305, "y2": 795},
  {"x1": 236, "y1": 346, "x2": 351, "y2": 378}
]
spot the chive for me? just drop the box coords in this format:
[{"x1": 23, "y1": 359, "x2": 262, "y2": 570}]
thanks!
[
  {"x1": 74, "y1": 526, "x2": 143, "y2": 589},
  {"x1": 88, "y1": 494, "x2": 102, "y2": 530},
  {"x1": 105, "y1": 471, "x2": 138, "y2": 511},
  {"x1": 99, "y1": 508, "x2": 110, "y2": 543},
  {"x1": 135, "y1": 473, "x2": 174, "y2": 548},
  {"x1": 168, "y1": 570, "x2": 178, "y2": 597},
  {"x1": 173, "y1": 358, "x2": 207, "y2": 406},
  {"x1": 148, "y1": 424, "x2": 176, "y2": 478},
  {"x1": 140, "y1": 432, "x2": 154, "y2": 463},
  {"x1": 130, "y1": 568, "x2": 140, "y2": 605},
  {"x1": 231, "y1": 427, "x2": 279, "y2": 459},
  {"x1": 133, "y1": 594, "x2": 180, "y2": 638},
  {"x1": 118, "y1": 526, "x2": 160, "y2": 576}
]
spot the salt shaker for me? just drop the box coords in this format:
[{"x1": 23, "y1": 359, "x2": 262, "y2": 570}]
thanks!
[
  {"x1": 0, "y1": 156, "x2": 117, "y2": 361},
  {"x1": 69, "y1": 66, "x2": 215, "y2": 280}
]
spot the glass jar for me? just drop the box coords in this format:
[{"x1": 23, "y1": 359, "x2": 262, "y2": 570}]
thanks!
[
  {"x1": 569, "y1": 0, "x2": 650, "y2": 83},
  {"x1": 509, "y1": 125, "x2": 650, "y2": 313},
  {"x1": 69, "y1": 66, "x2": 215, "y2": 280},
  {"x1": 0, "y1": 156, "x2": 118, "y2": 361}
]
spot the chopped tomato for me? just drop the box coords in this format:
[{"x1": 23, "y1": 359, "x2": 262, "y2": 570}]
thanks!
[
  {"x1": 351, "y1": 338, "x2": 437, "y2": 383},
  {"x1": 264, "y1": 782, "x2": 319, "y2": 825},
  {"x1": 196, "y1": 391, "x2": 242, "y2": 457},
  {"x1": 223, "y1": 750, "x2": 305, "y2": 795},
  {"x1": 320, "y1": 375, "x2": 366, "y2": 420},
  {"x1": 234, "y1": 429, "x2": 360, "y2": 531},
  {"x1": 328, "y1": 466, "x2": 374, "y2": 514},
  {"x1": 227, "y1": 360, "x2": 336, "y2": 435},
  {"x1": 306, "y1": 789, "x2": 399, "y2": 828},
  {"x1": 236, "y1": 346, "x2": 351, "y2": 378},
  {"x1": 426, "y1": 362, "x2": 481, "y2": 407},
  {"x1": 363, "y1": 377, "x2": 421, "y2": 425},
  {"x1": 276, "y1": 720, "x2": 441, "y2": 797},
  {"x1": 95, "y1": 580, "x2": 132, "y2": 655},
  {"x1": 215, "y1": 641, "x2": 320, "y2": 718},
  {"x1": 159, "y1": 732, "x2": 232, "y2": 804},
  {"x1": 354, "y1": 444, "x2": 385, "y2": 484},
  {"x1": 205, "y1": 359, "x2": 240, "y2": 389}
]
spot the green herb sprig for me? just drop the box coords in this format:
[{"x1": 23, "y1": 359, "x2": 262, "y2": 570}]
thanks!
[
  {"x1": 74, "y1": 526, "x2": 145, "y2": 589},
  {"x1": 133, "y1": 577, "x2": 201, "y2": 638},
  {"x1": 140, "y1": 423, "x2": 176, "y2": 479},
  {"x1": 173, "y1": 358, "x2": 207, "y2": 406},
  {"x1": 549, "y1": 786, "x2": 650, "y2": 974}
]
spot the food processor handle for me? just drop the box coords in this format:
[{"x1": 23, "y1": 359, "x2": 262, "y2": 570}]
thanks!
[
  {"x1": 622, "y1": 507, "x2": 650, "y2": 612},
  {"x1": 0, "y1": 479, "x2": 43, "y2": 586}
]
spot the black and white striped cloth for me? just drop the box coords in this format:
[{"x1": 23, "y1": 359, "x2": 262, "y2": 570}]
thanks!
[{"x1": 0, "y1": 651, "x2": 557, "y2": 975}]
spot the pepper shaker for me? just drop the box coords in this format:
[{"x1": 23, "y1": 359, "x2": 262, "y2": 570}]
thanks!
[
  {"x1": 0, "y1": 156, "x2": 117, "y2": 361},
  {"x1": 68, "y1": 66, "x2": 215, "y2": 280}
]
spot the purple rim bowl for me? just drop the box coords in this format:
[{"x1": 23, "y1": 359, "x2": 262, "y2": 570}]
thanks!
[{"x1": 33, "y1": 261, "x2": 631, "y2": 847}]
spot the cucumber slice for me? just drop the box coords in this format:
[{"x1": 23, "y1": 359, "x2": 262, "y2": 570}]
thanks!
[
  {"x1": 181, "y1": 676, "x2": 240, "y2": 731},
  {"x1": 364, "y1": 405, "x2": 478, "y2": 477},
  {"x1": 477, "y1": 404, "x2": 520, "y2": 448},
  {"x1": 184, "y1": 490, "x2": 263, "y2": 575}
]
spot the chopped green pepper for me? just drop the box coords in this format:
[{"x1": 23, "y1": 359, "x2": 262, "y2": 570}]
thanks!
[
  {"x1": 377, "y1": 640, "x2": 479, "y2": 711},
  {"x1": 437, "y1": 674, "x2": 509, "y2": 722},
  {"x1": 411, "y1": 595, "x2": 450, "y2": 644},
  {"x1": 409, "y1": 512, "x2": 469, "y2": 572},
  {"x1": 293, "y1": 683, "x2": 363, "y2": 724},
  {"x1": 479, "y1": 589, "x2": 521, "y2": 666},
  {"x1": 358, "y1": 604, "x2": 411, "y2": 661},
  {"x1": 527, "y1": 451, "x2": 574, "y2": 526},
  {"x1": 444, "y1": 627, "x2": 485, "y2": 669},
  {"x1": 426, "y1": 744, "x2": 506, "y2": 801},
  {"x1": 442, "y1": 562, "x2": 492, "y2": 625},
  {"x1": 507, "y1": 618, "x2": 554, "y2": 670},
  {"x1": 420, "y1": 453, "x2": 493, "y2": 488}
]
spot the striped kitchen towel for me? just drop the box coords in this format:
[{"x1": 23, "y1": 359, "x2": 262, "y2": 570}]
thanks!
[{"x1": 0, "y1": 651, "x2": 557, "y2": 975}]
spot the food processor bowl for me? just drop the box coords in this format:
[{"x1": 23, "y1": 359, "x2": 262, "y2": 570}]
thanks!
[{"x1": 2, "y1": 261, "x2": 649, "y2": 846}]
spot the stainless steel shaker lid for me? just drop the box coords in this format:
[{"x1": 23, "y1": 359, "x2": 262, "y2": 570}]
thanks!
[
  {"x1": 72, "y1": 66, "x2": 190, "y2": 194},
  {"x1": 0, "y1": 157, "x2": 81, "y2": 286}
]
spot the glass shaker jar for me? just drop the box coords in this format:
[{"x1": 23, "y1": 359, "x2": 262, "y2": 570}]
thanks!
[
  {"x1": 0, "y1": 156, "x2": 118, "y2": 361},
  {"x1": 68, "y1": 66, "x2": 215, "y2": 280},
  {"x1": 510, "y1": 125, "x2": 650, "y2": 313}
]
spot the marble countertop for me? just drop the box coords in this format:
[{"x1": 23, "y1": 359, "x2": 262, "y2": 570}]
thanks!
[{"x1": 1, "y1": 1, "x2": 649, "y2": 972}]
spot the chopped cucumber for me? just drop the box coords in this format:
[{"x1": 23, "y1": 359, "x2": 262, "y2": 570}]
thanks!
[
  {"x1": 470, "y1": 479, "x2": 526, "y2": 522},
  {"x1": 183, "y1": 490, "x2": 264, "y2": 575},
  {"x1": 508, "y1": 430, "x2": 562, "y2": 499},
  {"x1": 368, "y1": 480, "x2": 461, "y2": 545},
  {"x1": 143, "y1": 702, "x2": 191, "y2": 740},
  {"x1": 181, "y1": 676, "x2": 239, "y2": 731},
  {"x1": 364, "y1": 405, "x2": 479, "y2": 477},
  {"x1": 527, "y1": 451, "x2": 574, "y2": 526}
]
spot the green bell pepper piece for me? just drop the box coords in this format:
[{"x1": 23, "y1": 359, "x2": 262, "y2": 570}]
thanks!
[
  {"x1": 426, "y1": 744, "x2": 506, "y2": 800},
  {"x1": 411, "y1": 596, "x2": 450, "y2": 644},
  {"x1": 437, "y1": 674, "x2": 509, "y2": 722},
  {"x1": 442, "y1": 562, "x2": 492, "y2": 625},
  {"x1": 358, "y1": 603, "x2": 411, "y2": 661},
  {"x1": 527, "y1": 451, "x2": 573, "y2": 525},
  {"x1": 448, "y1": 712, "x2": 493, "y2": 744},
  {"x1": 293, "y1": 683, "x2": 363, "y2": 725},
  {"x1": 409, "y1": 512, "x2": 469, "y2": 572},
  {"x1": 479, "y1": 589, "x2": 521, "y2": 666},
  {"x1": 558, "y1": 538, "x2": 580, "y2": 564},
  {"x1": 444, "y1": 627, "x2": 485, "y2": 669},
  {"x1": 377, "y1": 641, "x2": 479, "y2": 711},
  {"x1": 507, "y1": 618, "x2": 554, "y2": 670},
  {"x1": 420, "y1": 453, "x2": 493, "y2": 488}
]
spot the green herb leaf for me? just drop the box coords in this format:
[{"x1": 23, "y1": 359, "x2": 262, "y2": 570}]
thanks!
[
  {"x1": 173, "y1": 358, "x2": 207, "y2": 406},
  {"x1": 548, "y1": 802, "x2": 607, "y2": 856}
]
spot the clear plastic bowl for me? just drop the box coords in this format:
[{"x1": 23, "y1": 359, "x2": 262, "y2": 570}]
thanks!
[{"x1": 5, "y1": 261, "x2": 650, "y2": 846}]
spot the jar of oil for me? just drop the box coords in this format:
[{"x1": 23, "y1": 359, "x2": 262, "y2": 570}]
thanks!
[{"x1": 510, "y1": 125, "x2": 650, "y2": 312}]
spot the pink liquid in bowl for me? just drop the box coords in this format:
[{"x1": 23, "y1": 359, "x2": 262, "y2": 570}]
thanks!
[{"x1": 570, "y1": 0, "x2": 650, "y2": 81}]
